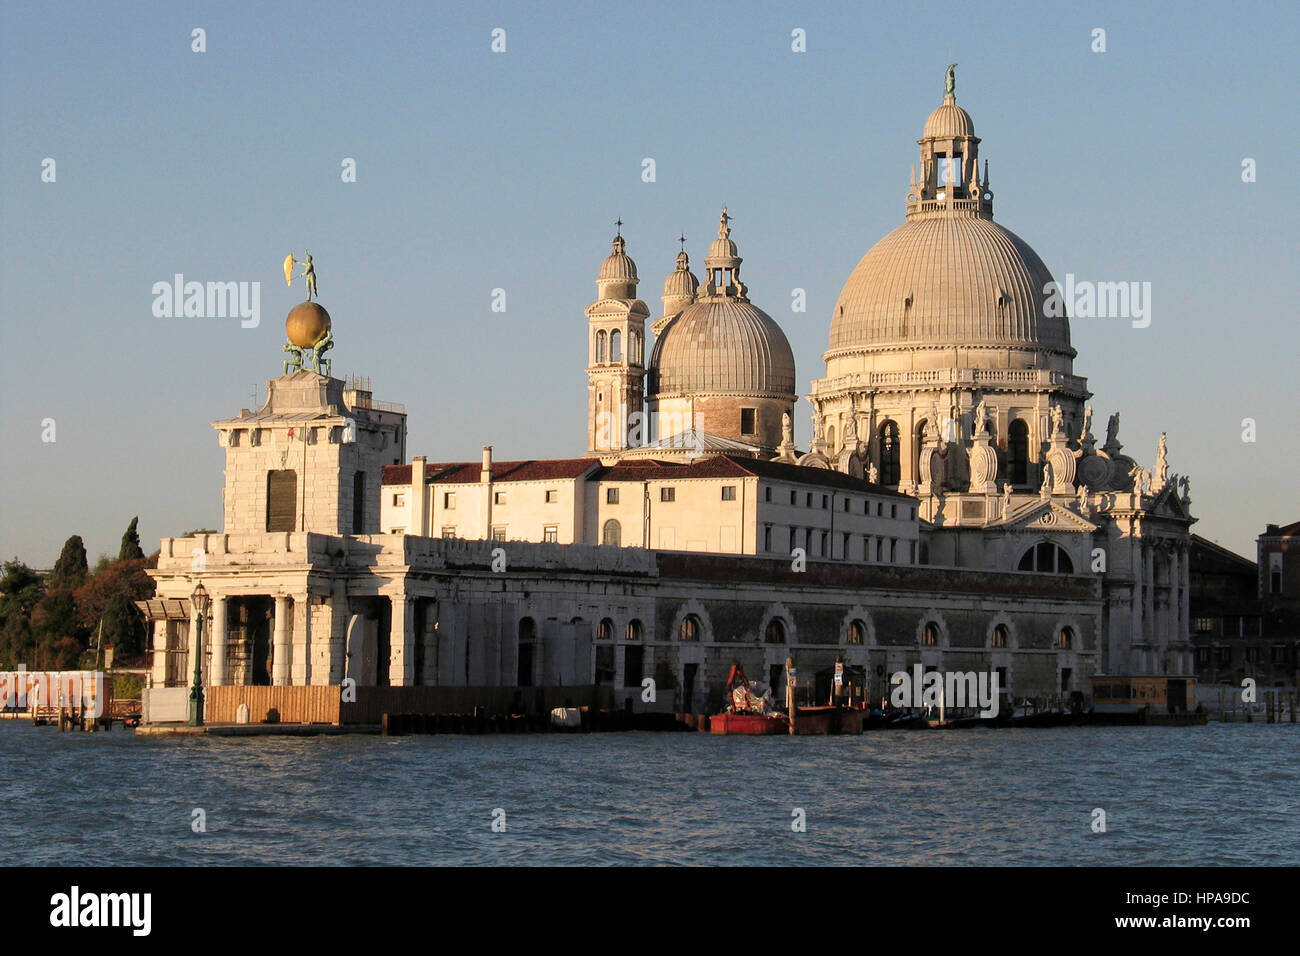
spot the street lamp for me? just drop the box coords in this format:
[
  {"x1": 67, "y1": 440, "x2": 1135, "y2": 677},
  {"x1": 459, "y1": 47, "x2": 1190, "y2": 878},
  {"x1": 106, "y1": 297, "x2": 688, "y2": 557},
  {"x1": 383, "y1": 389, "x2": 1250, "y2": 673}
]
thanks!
[{"x1": 188, "y1": 582, "x2": 210, "y2": 726}]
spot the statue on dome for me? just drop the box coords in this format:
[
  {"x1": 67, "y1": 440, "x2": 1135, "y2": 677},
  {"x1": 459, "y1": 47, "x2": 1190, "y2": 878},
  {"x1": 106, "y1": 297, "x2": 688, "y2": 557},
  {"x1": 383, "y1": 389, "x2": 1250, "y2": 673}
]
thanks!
[
  {"x1": 1105, "y1": 413, "x2": 1121, "y2": 450},
  {"x1": 285, "y1": 251, "x2": 318, "y2": 301},
  {"x1": 945, "y1": 63, "x2": 957, "y2": 96},
  {"x1": 1049, "y1": 403, "x2": 1065, "y2": 438},
  {"x1": 718, "y1": 206, "x2": 732, "y2": 238},
  {"x1": 781, "y1": 411, "x2": 793, "y2": 445}
]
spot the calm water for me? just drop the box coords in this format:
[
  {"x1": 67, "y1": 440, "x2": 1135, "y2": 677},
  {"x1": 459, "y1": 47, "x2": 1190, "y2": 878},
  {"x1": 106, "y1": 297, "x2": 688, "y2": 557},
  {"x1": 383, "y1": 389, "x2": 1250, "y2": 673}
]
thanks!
[{"x1": 2, "y1": 722, "x2": 1296, "y2": 866}]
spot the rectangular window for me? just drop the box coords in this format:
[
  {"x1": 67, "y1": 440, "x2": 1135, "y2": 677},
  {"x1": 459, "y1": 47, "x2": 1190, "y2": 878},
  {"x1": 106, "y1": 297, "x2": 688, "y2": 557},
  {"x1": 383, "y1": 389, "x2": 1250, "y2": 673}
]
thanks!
[
  {"x1": 441, "y1": 527, "x2": 456, "y2": 539},
  {"x1": 806, "y1": 493, "x2": 812, "y2": 507},
  {"x1": 890, "y1": 538, "x2": 898, "y2": 562},
  {"x1": 822, "y1": 495, "x2": 829, "y2": 509},
  {"x1": 660, "y1": 487, "x2": 675, "y2": 502},
  {"x1": 764, "y1": 486, "x2": 772, "y2": 502},
  {"x1": 763, "y1": 526, "x2": 772, "y2": 551},
  {"x1": 843, "y1": 498, "x2": 851, "y2": 512},
  {"x1": 876, "y1": 502, "x2": 883, "y2": 516},
  {"x1": 623, "y1": 645, "x2": 644, "y2": 688},
  {"x1": 390, "y1": 527, "x2": 405, "y2": 536},
  {"x1": 1271, "y1": 645, "x2": 1287, "y2": 664},
  {"x1": 1196, "y1": 647, "x2": 1211, "y2": 665},
  {"x1": 352, "y1": 471, "x2": 366, "y2": 534},
  {"x1": 545, "y1": 489, "x2": 558, "y2": 503},
  {"x1": 491, "y1": 527, "x2": 506, "y2": 542},
  {"x1": 494, "y1": 491, "x2": 507, "y2": 505},
  {"x1": 876, "y1": 538, "x2": 884, "y2": 562},
  {"x1": 1244, "y1": 647, "x2": 1260, "y2": 663},
  {"x1": 266, "y1": 470, "x2": 297, "y2": 532},
  {"x1": 790, "y1": 490, "x2": 797, "y2": 505},
  {"x1": 863, "y1": 536, "x2": 871, "y2": 562},
  {"x1": 721, "y1": 486, "x2": 736, "y2": 501},
  {"x1": 842, "y1": 531, "x2": 851, "y2": 559},
  {"x1": 392, "y1": 493, "x2": 404, "y2": 507},
  {"x1": 1216, "y1": 647, "x2": 1232, "y2": 666},
  {"x1": 1194, "y1": 617, "x2": 1215, "y2": 634},
  {"x1": 740, "y1": 408, "x2": 756, "y2": 435},
  {"x1": 820, "y1": 531, "x2": 829, "y2": 556},
  {"x1": 1243, "y1": 617, "x2": 1260, "y2": 637},
  {"x1": 891, "y1": 504, "x2": 897, "y2": 519},
  {"x1": 909, "y1": 541, "x2": 917, "y2": 564},
  {"x1": 444, "y1": 492, "x2": 456, "y2": 509},
  {"x1": 543, "y1": 526, "x2": 558, "y2": 543},
  {"x1": 606, "y1": 487, "x2": 620, "y2": 504}
]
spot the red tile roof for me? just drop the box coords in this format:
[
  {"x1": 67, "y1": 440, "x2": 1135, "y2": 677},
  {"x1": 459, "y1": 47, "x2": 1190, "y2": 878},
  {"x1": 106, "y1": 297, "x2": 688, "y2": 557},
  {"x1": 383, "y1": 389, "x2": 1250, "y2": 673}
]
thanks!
[{"x1": 382, "y1": 458, "x2": 599, "y2": 485}]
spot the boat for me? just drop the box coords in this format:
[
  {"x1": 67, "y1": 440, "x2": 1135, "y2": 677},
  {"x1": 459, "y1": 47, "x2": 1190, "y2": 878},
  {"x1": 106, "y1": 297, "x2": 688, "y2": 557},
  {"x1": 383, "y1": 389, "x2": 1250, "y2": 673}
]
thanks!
[{"x1": 710, "y1": 712, "x2": 788, "y2": 735}]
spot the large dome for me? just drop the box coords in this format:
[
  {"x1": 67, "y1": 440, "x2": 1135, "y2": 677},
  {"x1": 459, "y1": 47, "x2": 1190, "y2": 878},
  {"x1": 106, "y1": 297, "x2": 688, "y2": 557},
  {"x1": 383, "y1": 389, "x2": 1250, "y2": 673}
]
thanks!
[
  {"x1": 651, "y1": 299, "x2": 796, "y2": 396},
  {"x1": 827, "y1": 215, "x2": 1072, "y2": 355}
]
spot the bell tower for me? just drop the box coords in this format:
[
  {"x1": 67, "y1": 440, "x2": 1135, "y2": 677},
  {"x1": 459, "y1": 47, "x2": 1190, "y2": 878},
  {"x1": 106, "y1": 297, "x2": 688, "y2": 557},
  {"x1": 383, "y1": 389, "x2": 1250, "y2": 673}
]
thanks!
[
  {"x1": 907, "y1": 65, "x2": 994, "y2": 221},
  {"x1": 585, "y1": 224, "x2": 649, "y2": 454}
]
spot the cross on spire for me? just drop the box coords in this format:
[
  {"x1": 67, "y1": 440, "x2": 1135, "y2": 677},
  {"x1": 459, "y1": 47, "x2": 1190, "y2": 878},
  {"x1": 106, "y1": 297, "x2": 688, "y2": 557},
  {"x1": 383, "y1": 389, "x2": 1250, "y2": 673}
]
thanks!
[
  {"x1": 615, "y1": 217, "x2": 623, "y2": 237},
  {"x1": 678, "y1": 233, "x2": 686, "y2": 252}
]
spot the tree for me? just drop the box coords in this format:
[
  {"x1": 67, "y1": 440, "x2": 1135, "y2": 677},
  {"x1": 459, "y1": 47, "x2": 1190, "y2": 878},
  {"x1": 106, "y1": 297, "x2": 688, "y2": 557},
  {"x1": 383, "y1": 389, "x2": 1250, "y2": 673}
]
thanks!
[
  {"x1": 101, "y1": 591, "x2": 146, "y2": 658},
  {"x1": 119, "y1": 517, "x2": 144, "y2": 562},
  {"x1": 73, "y1": 557, "x2": 156, "y2": 629},
  {"x1": 31, "y1": 591, "x2": 80, "y2": 643},
  {"x1": 0, "y1": 559, "x2": 43, "y2": 626},
  {"x1": 49, "y1": 535, "x2": 89, "y2": 591}
]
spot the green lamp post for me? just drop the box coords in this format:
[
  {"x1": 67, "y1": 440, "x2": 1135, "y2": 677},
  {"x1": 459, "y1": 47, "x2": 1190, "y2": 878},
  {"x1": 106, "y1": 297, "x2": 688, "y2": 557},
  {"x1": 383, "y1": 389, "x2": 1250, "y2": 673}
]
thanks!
[{"x1": 188, "y1": 582, "x2": 210, "y2": 726}]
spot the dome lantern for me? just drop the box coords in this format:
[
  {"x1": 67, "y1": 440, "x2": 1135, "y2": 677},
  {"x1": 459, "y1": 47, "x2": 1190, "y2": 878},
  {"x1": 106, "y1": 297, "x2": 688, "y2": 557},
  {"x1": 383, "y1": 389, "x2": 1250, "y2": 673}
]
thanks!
[
  {"x1": 907, "y1": 66, "x2": 993, "y2": 222},
  {"x1": 596, "y1": 224, "x2": 639, "y2": 300}
]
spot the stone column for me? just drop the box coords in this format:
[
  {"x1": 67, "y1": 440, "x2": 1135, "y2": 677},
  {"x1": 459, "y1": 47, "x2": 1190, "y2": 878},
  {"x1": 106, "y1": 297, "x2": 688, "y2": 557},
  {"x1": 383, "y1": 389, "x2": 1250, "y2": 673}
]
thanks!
[
  {"x1": 151, "y1": 620, "x2": 169, "y2": 686},
  {"x1": 210, "y1": 596, "x2": 228, "y2": 686},
  {"x1": 272, "y1": 595, "x2": 292, "y2": 686},
  {"x1": 388, "y1": 593, "x2": 415, "y2": 686},
  {"x1": 291, "y1": 594, "x2": 312, "y2": 686}
]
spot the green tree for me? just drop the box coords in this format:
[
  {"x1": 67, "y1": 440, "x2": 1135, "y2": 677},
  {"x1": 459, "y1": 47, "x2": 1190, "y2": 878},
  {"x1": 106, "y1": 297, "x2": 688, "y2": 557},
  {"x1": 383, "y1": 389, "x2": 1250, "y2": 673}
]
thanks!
[
  {"x1": 119, "y1": 517, "x2": 145, "y2": 561},
  {"x1": 101, "y1": 591, "x2": 146, "y2": 658},
  {"x1": 48, "y1": 535, "x2": 89, "y2": 591},
  {"x1": 0, "y1": 559, "x2": 43, "y2": 625}
]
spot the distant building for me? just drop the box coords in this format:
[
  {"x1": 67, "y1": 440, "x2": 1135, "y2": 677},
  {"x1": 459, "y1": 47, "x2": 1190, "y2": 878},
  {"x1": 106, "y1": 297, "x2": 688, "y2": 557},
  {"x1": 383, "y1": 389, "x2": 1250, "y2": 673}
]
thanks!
[{"x1": 1259, "y1": 522, "x2": 1300, "y2": 687}]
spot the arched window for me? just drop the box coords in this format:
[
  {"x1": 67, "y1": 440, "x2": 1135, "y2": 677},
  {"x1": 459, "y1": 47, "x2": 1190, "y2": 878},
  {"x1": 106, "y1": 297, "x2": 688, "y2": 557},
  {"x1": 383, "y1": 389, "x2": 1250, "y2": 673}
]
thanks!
[
  {"x1": 764, "y1": 618, "x2": 787, "y2": 644},
  {"x1": 913, "y1": 419, "x2": 929, "y2": 479},
  {"x1": 991, "y1": 624, "x2": 1008, "y2": 648},
  {"x1": 826, "y1": 425, "x2": 836, "y2": 455},
  {"x1": 629, "y1": 331, "x2": 640, "y2": 364},
  {"x1": 1008, "y1": 419, "x2": 1029, "y2": 485},
  {"x1": 517, "y1": 617, "x2": 537, "y2": 687},
  {"x1": 845, "y1": 620, "x2": 866, "y2": 645},
  {"x1": 921, "y1": 622, "x2": 940, "y2": 646},
  {"x1": 597, "y1": 618, "x2": 614, "y2": 641},
  {"x1": 625, "y1": 619, "x2": 642, "y2": 641},
  {"x1": 878, "y1": 421, "x2": 900, "y2": 485},
  {"x1": 1056, "y1": 627, "x2": 1074, "y2": 649},
  {"x1": 595, "y1": 330, "x2": 607, "y2": 363},
  {"x1": 1018, "y1": 542, "x2": 1074, "y2": 574},
  {"x1": 610, "y1": 330, "x2": 622, "y2": 362},
  {"x1": 602, "y1": 518, "x2": 621, "y2": 547},
  {"x1": 679, "y1": 615, "x2": 700, "y2": 641}
]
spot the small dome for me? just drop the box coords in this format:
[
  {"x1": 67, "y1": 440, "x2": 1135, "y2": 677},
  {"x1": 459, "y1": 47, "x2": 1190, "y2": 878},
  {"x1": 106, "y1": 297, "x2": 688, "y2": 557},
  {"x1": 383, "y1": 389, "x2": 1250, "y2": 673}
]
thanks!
[
  {"x1": 650, "y1": 298, "x2": 796, "y2": 397},
  {"x1": 285, "y1": 301, "x2": 332, "y2": 349},
  {"x1": 923, "y1": 94, "x2": 975, "y2": 139},
  {"x1": 599, "y1": 235, "x2": 638, "y2": 282},
  {"x1": 663, "y1": 251, "x2": 699, "y2": 299}
]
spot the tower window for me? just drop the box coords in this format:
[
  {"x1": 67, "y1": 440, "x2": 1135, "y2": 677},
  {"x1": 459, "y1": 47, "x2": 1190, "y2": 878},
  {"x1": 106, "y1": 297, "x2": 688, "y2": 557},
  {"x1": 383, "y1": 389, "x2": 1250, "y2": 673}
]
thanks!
[
  {"x1": 352, "y1": 471, "x2": 366, "y2": 533},
  {"x1": 878, "y1": 421, "x2": 900, "y2": 485},
  {"x1": 266, "y1": 470, "x2": 297, "y2": 532},
  {"x1": 740, "y1": 408, "x2": 756, "y2": 435},
  {"x1": 610, "y1": 329, "x2": 622, "y2": 362},
  {"x1": 1008, "y1": 419, "x2": 1029, "y2": 485},
  {"x1": 595, "y1": 330, "x2": 607, "y2": 363}
]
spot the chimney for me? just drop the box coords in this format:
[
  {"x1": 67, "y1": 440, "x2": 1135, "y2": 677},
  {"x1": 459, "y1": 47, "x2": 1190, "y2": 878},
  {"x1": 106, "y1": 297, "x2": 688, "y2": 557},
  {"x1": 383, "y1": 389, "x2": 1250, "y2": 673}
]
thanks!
[
  {"x1": 410, "y1": 456, "x2": 427, "y2": 537},
  {"x1": 481, "y1": 445, "x2": 493, "y2": 483}
]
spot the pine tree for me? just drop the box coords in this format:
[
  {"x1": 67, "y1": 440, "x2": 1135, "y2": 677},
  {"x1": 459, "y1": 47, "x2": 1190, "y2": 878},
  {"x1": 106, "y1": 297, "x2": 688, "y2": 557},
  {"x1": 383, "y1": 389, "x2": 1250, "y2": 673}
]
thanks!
[
  {"x1": 49, "y1": 535, "x2": 88, "y2": 591},
  {"x1": 119, "y1": 517, "x2": 144, "y2": 561}
]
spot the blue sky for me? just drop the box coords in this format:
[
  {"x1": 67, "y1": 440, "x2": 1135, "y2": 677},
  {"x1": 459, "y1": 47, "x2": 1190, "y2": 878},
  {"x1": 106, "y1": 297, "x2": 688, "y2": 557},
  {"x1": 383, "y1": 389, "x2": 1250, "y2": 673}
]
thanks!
[{"x1": 1, "y1": 0, "x2": 1296, "y2": 566}]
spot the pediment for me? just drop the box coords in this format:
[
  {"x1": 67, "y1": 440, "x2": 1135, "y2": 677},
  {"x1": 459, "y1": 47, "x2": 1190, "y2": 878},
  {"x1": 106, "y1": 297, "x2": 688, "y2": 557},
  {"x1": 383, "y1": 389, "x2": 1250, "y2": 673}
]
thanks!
[
  {"x1": 1002, "y1": 499, "x2": 1099, "y2": 532},
  {"x1": 1149, "y1": 482, "x2": 1192, "y2": 520}
]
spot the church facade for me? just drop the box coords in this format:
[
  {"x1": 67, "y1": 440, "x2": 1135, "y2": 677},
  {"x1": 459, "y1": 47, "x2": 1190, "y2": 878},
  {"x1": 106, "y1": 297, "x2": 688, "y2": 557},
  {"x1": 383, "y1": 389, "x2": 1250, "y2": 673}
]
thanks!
[{"x1": 139, "y1": 72, "x2": 1193, "y2": 724}]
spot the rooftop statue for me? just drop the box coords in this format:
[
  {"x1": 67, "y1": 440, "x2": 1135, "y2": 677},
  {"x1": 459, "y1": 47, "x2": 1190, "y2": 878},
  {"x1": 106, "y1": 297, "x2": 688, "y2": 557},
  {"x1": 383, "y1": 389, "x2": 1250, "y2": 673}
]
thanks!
[
  {"x1": 284, "y1": 251, "x2": 318, "y2": 301},
  {"x1": 945, "y1": 63, "x2": 957, "y2": 96}
]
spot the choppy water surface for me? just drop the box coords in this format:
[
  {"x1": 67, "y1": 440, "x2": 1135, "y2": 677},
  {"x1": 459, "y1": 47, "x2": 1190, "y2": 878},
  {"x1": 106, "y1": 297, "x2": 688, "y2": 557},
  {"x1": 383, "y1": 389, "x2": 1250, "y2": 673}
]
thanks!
[{"x1": 2, "y1": 722, "x2": 1295, "y2": 865}]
